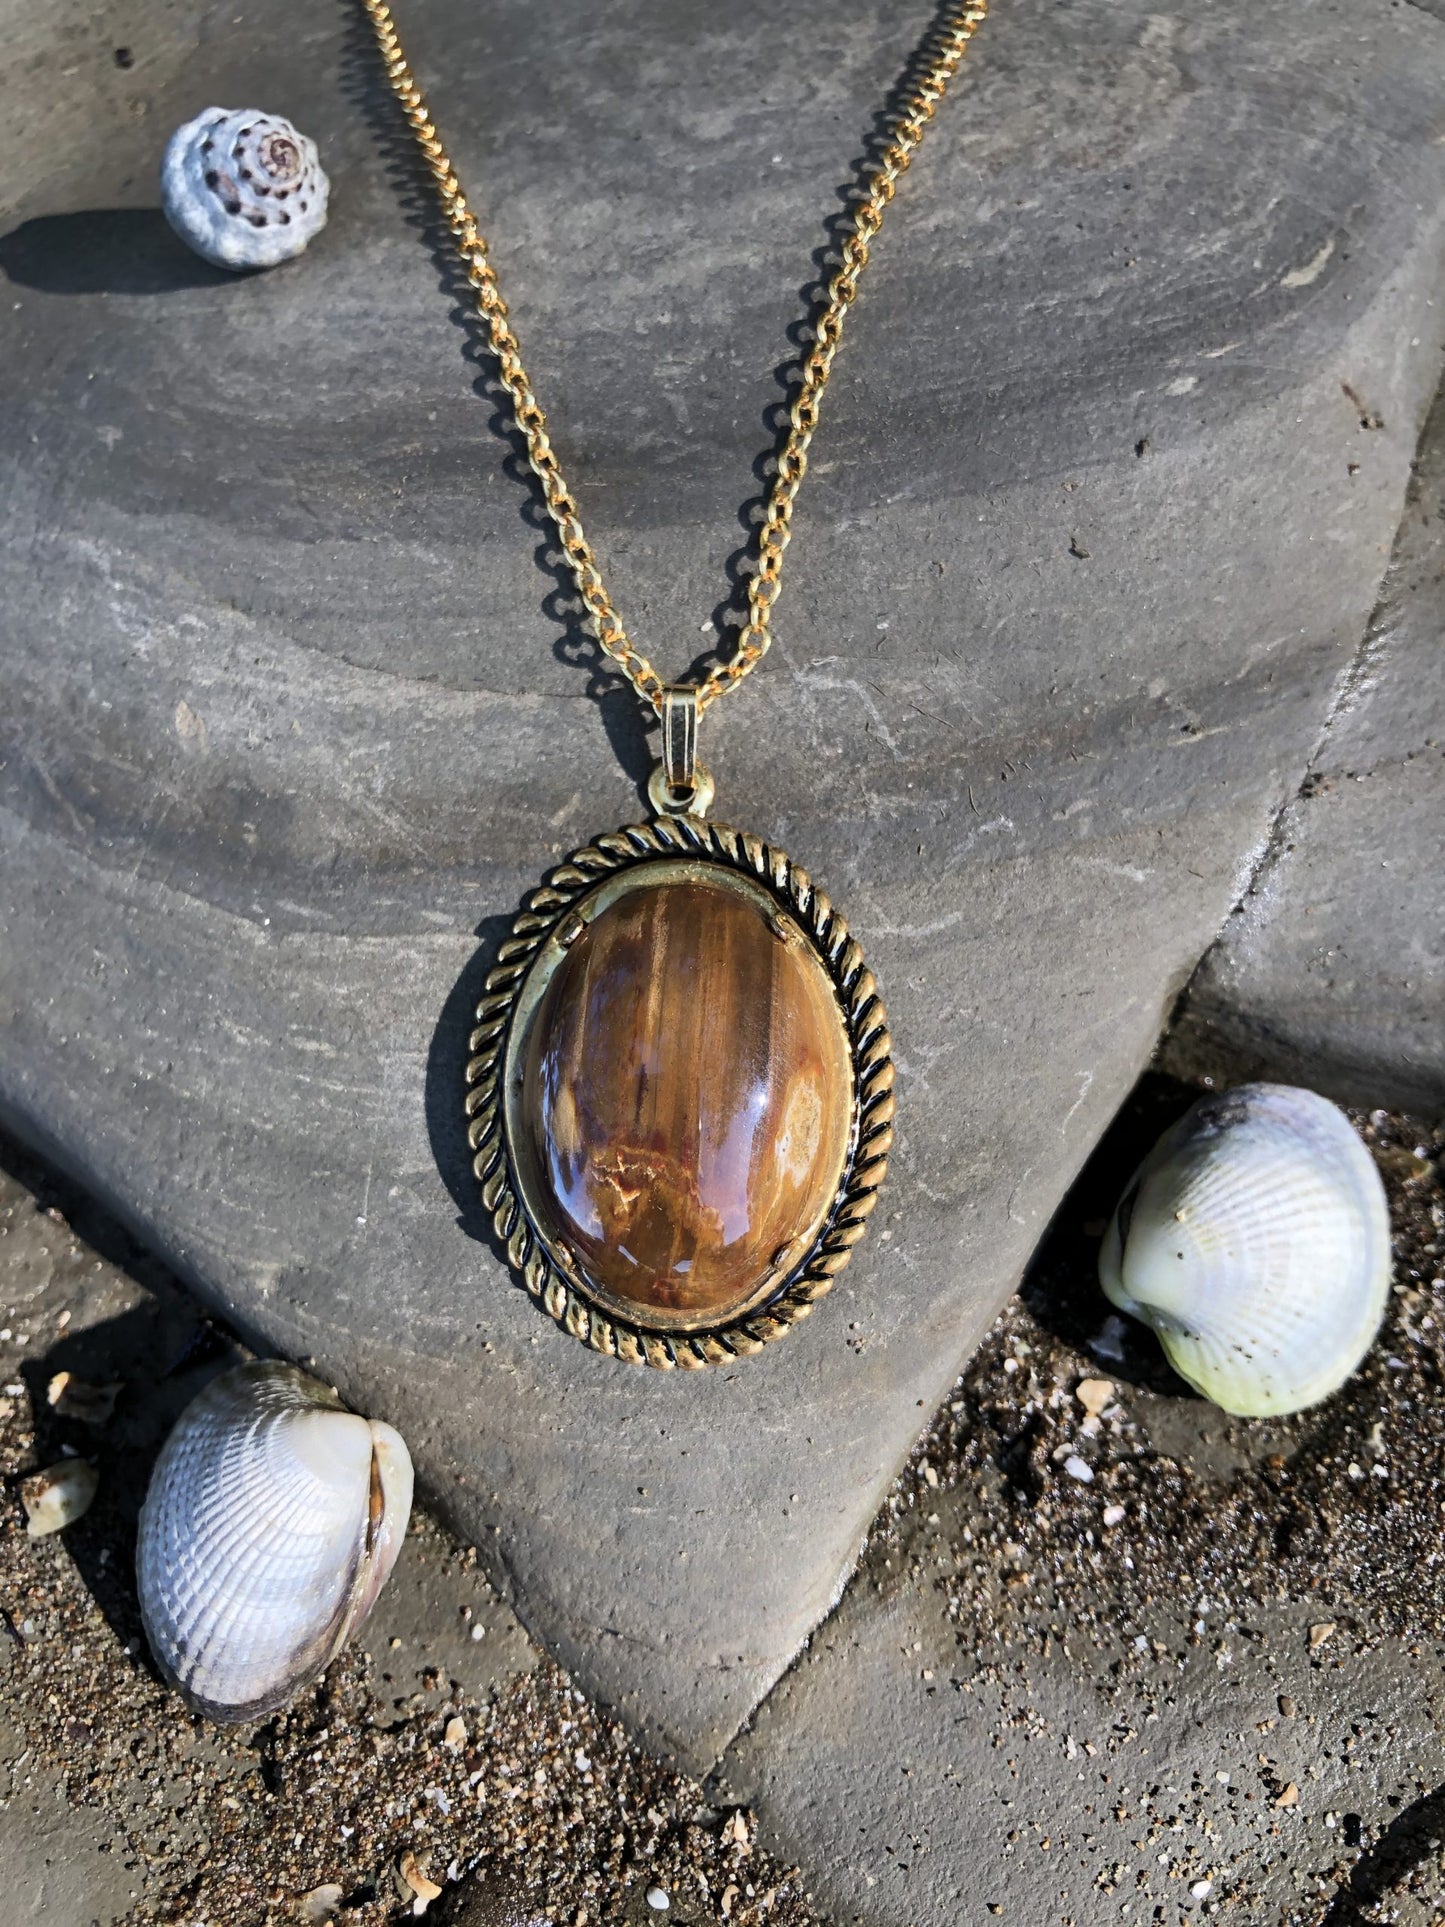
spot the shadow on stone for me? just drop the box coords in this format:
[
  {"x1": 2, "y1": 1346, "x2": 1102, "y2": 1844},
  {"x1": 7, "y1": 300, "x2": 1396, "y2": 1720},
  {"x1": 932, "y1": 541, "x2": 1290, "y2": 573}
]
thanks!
[
  {"x1": 1321, "y1": 1781, "x2": 1445, "y2": 1924},
  {"x1": 0, "y1": 208, "x2": 234, "y2": 295},
  {"x1": 1019, "y1": 1068, "x2": 1204, "y2": 1399},
  {"x1": 338, "y1": 3, "x2": 660, "y2": 800},
  {"x1": 0, "y1": 1119, "x2": 247, "y2": 1668},
  {"x1": 689, "y1": 0, "x2": 1005, "y2": 693},
  {"x1": 424, "y1": 912, "x2": 524, "y2": 1267}
]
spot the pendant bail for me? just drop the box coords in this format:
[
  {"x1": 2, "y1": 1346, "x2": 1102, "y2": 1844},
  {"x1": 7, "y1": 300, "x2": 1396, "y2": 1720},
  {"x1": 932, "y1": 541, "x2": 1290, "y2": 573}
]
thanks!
[{"x1": 648, "y1": 684, "x2": 714, "y2": 817}]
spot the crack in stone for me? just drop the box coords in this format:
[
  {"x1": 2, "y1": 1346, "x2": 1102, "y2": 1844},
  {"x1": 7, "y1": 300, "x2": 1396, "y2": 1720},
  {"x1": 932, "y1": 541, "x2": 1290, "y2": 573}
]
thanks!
[{"x1": 1165, "y1": 363, "x2": 1445, "y2": 1029}]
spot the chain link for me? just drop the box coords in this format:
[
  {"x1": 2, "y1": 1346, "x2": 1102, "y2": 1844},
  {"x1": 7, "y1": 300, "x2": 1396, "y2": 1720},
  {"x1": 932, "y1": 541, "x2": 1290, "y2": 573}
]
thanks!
[{"x1": 359, "y1": 0, "x2": 989, "y2": 717}]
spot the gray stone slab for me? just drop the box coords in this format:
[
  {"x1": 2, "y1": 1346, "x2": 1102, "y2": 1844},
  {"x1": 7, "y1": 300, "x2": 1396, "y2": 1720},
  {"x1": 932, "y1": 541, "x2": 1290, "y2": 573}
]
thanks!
[
  {"x1": 721, "y1": 1521, "x2": 1445, "y2": 1927},
  {"x1": 1165, "y1": 378, "x2": 1445, "y2": 1118},
  {"x1": 0, "y1": 1745, "x2": 141, "y2": 1926},
  {"x1": 716, "y1": 1190, "x2": 1445, "y2": 1927},
  {"x1": 1, "y1": 0, "x2": 1443, "y2": 1769},
  {"x1": 0, "y1": 1137, "x2": 817, "y2": 1924}
]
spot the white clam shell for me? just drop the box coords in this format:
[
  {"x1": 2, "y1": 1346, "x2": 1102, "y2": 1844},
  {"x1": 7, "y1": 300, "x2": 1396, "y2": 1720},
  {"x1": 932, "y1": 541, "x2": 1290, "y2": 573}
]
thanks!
[
  {"x1": 161, "y1": 107, "x2": 329, "y2": 271},
  {"x1": 137, "y1": 1362, "x2": 412, "y2": 1721},
  {"x1": 1099, "y1": 1083, "x2": 1391, "y2": 1417}
]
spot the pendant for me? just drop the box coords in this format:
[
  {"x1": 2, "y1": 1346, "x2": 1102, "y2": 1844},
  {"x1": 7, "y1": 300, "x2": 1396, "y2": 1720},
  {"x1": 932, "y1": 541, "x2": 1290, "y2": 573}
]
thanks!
[{"x1": 465, "y1": 691, "x2": 894, "y2": 1368}]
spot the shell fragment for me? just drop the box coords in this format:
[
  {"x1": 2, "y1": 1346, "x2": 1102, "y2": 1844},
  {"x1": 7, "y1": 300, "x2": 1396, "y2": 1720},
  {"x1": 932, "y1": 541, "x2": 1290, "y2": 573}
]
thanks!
[{"x1": 21, "y1": 1459, "x2": 98, "y2": 1536}]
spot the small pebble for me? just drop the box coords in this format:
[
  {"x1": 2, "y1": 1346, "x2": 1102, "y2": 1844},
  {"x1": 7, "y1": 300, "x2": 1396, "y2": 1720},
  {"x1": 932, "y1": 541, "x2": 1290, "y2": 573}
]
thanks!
[
  {"x1": 1102, "y1": 1503, "x2": 1126, "y2": 1527},
  {"x1": 646, "y1": 1887, "x2": 671, "y2": 1912},
  {"x1": 1278, "y1": 1694, "x2": 1297, "y2": 1718},
  {"x1": 46, "y1": 1371, "x2": 122, "y2": 1427},
  {"x1": 1075, "y1": 1377, "x2": 1114, "y2": 1417},
  {"x1": 1309, "y1": 1621, "x2": 1336, "y2": 1650},
  {"x1": 1063, "y1": 1455, "x2": 1094, "y2": 1484},
  {"x1": 1191, "y1": 1877, "x2": 1213, "y2": 1900},
  {"x1": 1276, "y1": 1783, "x2": 1300, "y2": 1809},
  {"x1": 1088, "y1": 1315, "x2": 1128, "y2": 1364},
  {"x1": 723, "y1": 1809, "x2": 751, "y2": 1847},
  {"x1": 397, "y1": 1850, "x2": 443, "y2": 1908}
]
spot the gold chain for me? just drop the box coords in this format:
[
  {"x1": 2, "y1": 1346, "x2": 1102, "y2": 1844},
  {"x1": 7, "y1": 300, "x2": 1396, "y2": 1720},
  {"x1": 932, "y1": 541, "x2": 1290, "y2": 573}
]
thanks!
[{"x1": 359, "y1": 0, "x2": 989, "y2": 717}]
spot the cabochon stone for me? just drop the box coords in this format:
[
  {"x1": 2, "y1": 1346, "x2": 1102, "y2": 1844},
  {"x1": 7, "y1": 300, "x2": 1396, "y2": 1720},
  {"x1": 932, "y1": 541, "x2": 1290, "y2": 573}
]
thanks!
[
  {"x1": 516, "y1": 868, "x2": 856, "y2": 1330},
  {"x1": 1, "y1": 0, "x2": 1443, "y2": 1767},
  {"x1": 1166, "y1": 378, "x2": 1445, "y2": 1118}
]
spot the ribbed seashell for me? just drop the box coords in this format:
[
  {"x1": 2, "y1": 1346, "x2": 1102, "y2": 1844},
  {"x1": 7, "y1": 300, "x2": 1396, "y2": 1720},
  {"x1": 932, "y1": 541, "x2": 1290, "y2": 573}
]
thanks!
[
  {"x1": 137, "y1": 1362, "x2": 412, "y2": 1722},
  {"x1": 1099, "y1": 1084, "x2": 1391, "y2": 1417},
  {"x1": 161, "y1": 107, "x2": 329, "y2": 271}
]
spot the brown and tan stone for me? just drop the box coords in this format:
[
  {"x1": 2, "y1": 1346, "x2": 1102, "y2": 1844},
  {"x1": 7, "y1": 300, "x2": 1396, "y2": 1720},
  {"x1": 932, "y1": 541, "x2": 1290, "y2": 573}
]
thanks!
[{"x1": 515, "y1": 868, "x2": 854, "y2": 1329}]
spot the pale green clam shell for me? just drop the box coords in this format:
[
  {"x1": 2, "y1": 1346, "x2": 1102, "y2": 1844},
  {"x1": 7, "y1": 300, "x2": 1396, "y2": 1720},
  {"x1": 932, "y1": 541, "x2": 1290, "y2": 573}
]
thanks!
[
  {"x1": 1099, "y1": 1084, "x2": 1391, "y2": 1417},
  {"x1": 137, "y1": 1361, "x2": 412, "y2": 1722}
]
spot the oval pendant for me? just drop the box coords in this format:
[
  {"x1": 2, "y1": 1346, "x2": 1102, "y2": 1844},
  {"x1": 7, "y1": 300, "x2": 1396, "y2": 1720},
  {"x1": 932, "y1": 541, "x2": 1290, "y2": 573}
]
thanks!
[{"x1": 465, "y1": 818, "x2": 894, "y2": 1368}]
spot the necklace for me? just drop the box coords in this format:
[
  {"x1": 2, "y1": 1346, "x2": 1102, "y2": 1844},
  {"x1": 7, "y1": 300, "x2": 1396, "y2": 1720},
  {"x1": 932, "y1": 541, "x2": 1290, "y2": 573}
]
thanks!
[{"x1": 361, "y1": 0, "x2": 989, "y2": 1368}]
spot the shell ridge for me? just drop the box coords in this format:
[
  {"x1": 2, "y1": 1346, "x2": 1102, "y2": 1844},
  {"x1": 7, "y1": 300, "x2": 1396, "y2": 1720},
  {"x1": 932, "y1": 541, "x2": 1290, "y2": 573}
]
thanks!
[
  {"x1": 160, "y1": 107, "x2": 331, "y2": 272},
  {"x1": 1102, "y1": 1084, "x2": 1391, "y2": 1417},
  {"x1": 138, "y1": 1364, "x2": 411, "y2": 1720},
  {"x1": 176, "y1": 1417, "x2": 371, "y2": 1692}
]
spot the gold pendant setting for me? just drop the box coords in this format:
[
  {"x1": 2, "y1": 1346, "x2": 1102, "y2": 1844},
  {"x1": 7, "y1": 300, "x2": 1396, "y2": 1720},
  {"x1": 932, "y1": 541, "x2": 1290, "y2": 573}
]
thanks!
[
  {"x1": 465, "y1": 813, "x2": 894, "y2": 1368},
  {"x1": 363, "y1": 0, "x2": 991, "y2": 1359}
]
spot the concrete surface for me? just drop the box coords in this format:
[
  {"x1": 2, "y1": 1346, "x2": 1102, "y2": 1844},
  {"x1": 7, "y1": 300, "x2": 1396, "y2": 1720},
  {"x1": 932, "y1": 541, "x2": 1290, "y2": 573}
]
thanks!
[{"x1": 1, "y1": 0, "x2": 1444, "y2": 1766}]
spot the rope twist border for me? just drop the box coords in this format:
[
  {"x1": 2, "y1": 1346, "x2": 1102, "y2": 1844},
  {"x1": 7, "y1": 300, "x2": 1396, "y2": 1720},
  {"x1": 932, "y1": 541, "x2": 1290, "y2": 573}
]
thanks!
[{"x1": 463, "y1": 816, "x2": 894, "y2": 1368}]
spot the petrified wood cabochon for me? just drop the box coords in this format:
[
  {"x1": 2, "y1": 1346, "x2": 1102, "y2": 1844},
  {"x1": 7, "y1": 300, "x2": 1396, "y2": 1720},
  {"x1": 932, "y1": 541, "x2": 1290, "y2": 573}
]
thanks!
[{"x1": 518, "y1": 867, "x2": 854, "y2": 1329}]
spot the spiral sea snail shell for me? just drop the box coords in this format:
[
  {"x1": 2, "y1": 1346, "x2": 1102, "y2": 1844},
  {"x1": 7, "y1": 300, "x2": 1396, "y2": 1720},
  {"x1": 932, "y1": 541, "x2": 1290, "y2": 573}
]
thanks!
[
  {"x1": 1099, "y1": 1083, "x2": 1391, "y2": 1418},
  {"x1": 137, "y1": 1362, "x2": 412, "y2": 1722},
  {"x1": 161, "y1": 107, "x2": 330, "y2": 271}
]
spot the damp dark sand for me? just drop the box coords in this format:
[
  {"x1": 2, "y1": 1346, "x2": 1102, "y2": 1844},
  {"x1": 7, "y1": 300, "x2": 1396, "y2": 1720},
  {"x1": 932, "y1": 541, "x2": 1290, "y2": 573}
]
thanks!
[{"x1": 1, "y1": 1085, "x2": 1442, "y2": 1925}]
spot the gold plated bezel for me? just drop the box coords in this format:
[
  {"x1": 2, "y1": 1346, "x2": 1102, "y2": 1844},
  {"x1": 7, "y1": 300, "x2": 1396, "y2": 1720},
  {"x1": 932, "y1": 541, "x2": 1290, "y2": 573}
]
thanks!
[{"x1": 464, "y1": 816, "x2": 895, "y2": 1369}]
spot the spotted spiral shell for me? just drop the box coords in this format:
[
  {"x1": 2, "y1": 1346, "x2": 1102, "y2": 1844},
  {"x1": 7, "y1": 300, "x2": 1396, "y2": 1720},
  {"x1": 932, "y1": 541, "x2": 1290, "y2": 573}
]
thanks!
[{"x1": 161, "y1": 107, "x2": 330, "y2": 271}]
